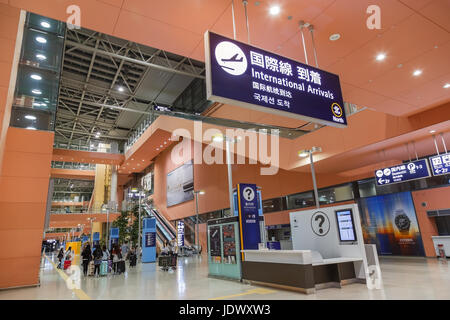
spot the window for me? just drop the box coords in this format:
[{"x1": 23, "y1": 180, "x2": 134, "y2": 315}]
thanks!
[
  {"x1": 435, "y1": 216, "x2": 450, "y2": 236},
  {"x1": 287, "y1": 192, "x2": 315, "y2": 209}
]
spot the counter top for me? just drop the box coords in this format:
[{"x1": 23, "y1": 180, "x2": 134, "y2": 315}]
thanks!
[
  {"x1": 241, "y1": 250, "x2": 312, "y2": 265},
  {"x1": 312, "y1": 257, "x2": 363, "y2": 266},
  {"x1": 431, "y1": 236, "x2": 450, "y2": 239}
]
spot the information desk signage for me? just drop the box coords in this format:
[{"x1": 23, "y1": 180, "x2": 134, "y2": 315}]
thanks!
[
  {"x1": 205, "y1": 31, "x2": 347, "y2": 127},
  {"x1": 429, "y1": 153, "x2": 450, "y2": 176},
  {"x1": 237, "y1": 183, "x2": 261, "y2": 253},
  {"x1": 375, "y1": 159, "x2": 431, "y2": 186}
]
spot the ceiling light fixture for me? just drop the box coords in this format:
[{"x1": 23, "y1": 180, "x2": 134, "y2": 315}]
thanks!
[
  {"x1": 26, "y1": 126, "x2": 37, "y2": 130},
  {"x1": 36, "y1": 36, "x2": 47, "y2": 44},
  {"x1": 32, "y1": 89, "x2": 42, "y2": 95},
  {"x1": 30, "y1": 74, "x2": 42, "y2": 80},
  {"x1": 329, "y1": 33, "x2": 341, "y2": 41},
  {"x1": 269, "y1": 5, "x2": 281, "y2": 15},
  {"x1": 25, "y1": 115, "x2": 37, "y2": 120},
  {"x1": 118, "y1": 86, "x2": 125, "y2": 92},
  {"x1": 376, "y1": 53, "x2": 386, "y2": 61},
  {"x1": 36, "y1": 54, "x2": 47, "y2": 60},
  {"x1": 444, "y1": 83, "x2": 450, "y2": 89},
  {"x1": 413, "y1": 69, "x2": 422, "y2": 77},
  {"x1": 429, "y1": 130, "x2": 436, "y2": 134},
  {"x1": 40, "y1": 21, "x2": 51, "y2": 28}
]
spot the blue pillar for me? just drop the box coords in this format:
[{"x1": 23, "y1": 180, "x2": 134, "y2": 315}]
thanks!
[{"x1": 142, "y1": 218, "x2": 156, "y2": 263}]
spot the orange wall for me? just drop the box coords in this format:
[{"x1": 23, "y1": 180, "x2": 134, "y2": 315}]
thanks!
[
  {"x1": 0, "y1": 127, "x2": 54, "y2": 288},
  {"x1": 0, "y1": 4, "x2": 21, "y2": 171},
  {"x1": 153, "y1": 139, "x2": 355, "y2": 222},
  {"x1": 412, "y1": 186, "x2": 450, "y2": 257}
]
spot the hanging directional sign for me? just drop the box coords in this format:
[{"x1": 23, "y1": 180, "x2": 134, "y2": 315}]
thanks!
[
  {"x1": 429, "y1": 153, "x2": 450, "y2": 176},
  {"x1": 204, "y1": 31, "x2": 347, "y2": 128},
  {"x1": 375, "y1": 159, "x2": 431, "y2": 186}
]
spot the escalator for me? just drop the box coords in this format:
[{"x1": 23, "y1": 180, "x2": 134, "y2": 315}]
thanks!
[{"x1": 142, "y1": 204, "x2": 176, "y2": 245}]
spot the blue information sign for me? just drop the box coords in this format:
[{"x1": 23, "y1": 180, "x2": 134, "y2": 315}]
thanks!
[
  {"x1": 145, "y1": 232, "x2": 156, "y2": 248},
  {"x1": 205, "y1": 31, "x2": 346, "y2": 127},
  {"x1": 375, "y1": 159, "x2": 431, "y2": 186},
  {"x1": 429, "y1": 153, "x2": 450, "y2": 176},
  {"x1": 237, "y1": 183, "x2": 261, "y2": 254},
  {"x1": 177, "y1": 221, "x2": 185, "y2": 247}
]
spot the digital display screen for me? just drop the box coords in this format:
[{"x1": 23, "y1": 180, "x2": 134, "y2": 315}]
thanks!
[{"x1": 335, "y1": 209, "x2": 357, "y2": 242}]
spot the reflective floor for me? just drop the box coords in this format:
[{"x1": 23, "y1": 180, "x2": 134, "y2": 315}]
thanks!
[{"x1": 0, "y1": 254, "x2": 449, "y2": 300}]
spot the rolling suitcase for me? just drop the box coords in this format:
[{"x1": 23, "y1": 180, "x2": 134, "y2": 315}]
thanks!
[
  {"x1": 117, "y1": 260, "x2": 126, "y2": 274},
  {"x1": 100, "y1": 261, "x2": 108, "y2": 276},
  {"x1": 63, "y1": 260, "x2": 71, "y2": 270},
  {"x1": 88, "y1": 261, "x2": 95, "y2": 276}
]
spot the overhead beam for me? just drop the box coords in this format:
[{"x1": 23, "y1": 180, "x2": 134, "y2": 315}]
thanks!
[{"x1": 65, "y1": 40, "x2": 205, "y2": 80}]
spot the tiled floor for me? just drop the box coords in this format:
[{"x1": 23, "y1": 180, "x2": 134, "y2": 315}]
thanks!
[{"x1": 0, "y1": 254, "x2": 449, "y2": 300}]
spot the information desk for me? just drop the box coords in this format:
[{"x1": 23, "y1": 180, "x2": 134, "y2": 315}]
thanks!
[
  {"x1": 241, "y1": 250, "x2": 363, "y2": 294},
  {"x1": 431, "y1": 236, "x2": 450, "y2": 258}
]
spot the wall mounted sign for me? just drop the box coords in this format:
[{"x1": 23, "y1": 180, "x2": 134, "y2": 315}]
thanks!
[
  {"x1": 374, "y1": 159, "x2": 431, "y2": 186},
  {"x1": 209, "y1": 226, "x2": 221, "y2": 259},
  {"x1": 429, "y1": 153, "x2": 450, "y2": 176},
  {"x1": 205, "y1": 31, "x2": 347, "y2": 127},
  {"x1": 167, "y1": 160, "x2": 194, "y2": 207},
  {"x1": 237, "y1": 183, "x2": 261, "y2": 257}
]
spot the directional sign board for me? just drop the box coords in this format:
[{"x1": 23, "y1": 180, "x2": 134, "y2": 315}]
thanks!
[
  {"x1": 429, "y1": 153, "x2": 450, "y2": 176},
  {"x1": 375, "y1": 159, "x2": 431, "y2": 186},
  {"x1": 205, "y1": 31, "x2": 347, "y2": 127}
]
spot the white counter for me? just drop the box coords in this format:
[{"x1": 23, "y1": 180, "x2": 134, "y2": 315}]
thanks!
[
  {"x1": 312, "y1": 257, "x2": 363, "y2": 266},
  {"x1": 241, "y1": 250, "x2": 312, "y2": 265},
  {"x1": 432, "y1": 236, "x2": 450, "y2": 256}
]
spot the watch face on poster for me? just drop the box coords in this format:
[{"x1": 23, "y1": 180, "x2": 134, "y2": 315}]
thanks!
[{"x1": 394, "y1": 210, "x2": 411, "y2": 232}]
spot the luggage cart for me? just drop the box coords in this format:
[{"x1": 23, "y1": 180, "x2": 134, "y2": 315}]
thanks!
[{"x1": 158, "y1": 254, "x2": 177, "y2": 271}]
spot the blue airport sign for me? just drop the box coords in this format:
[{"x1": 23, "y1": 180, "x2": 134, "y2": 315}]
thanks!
[
  {"x1": 237, "y1": 183, "x2": 261, "y2": 251},
  {"x1": 429, "y1": 153, "x2": 450, "y2": 176},
  {"x1": 205, "y1": 31, "x2": 347, "y2": 127},
  {"x1": 375, "y1": 159, "x2": 431, "y2": 186}
]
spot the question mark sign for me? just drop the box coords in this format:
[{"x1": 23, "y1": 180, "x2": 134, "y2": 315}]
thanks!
[{"x1": 315, "y1": 215, "x2": 325, "y2": 234}]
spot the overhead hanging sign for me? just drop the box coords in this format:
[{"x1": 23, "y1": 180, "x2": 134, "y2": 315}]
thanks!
[
  {"x1": 177, "y1": 220, "x2": 185, "y2": 247},
  {"x1": 429, "y1": 153, "x2": 450, "y2": 176},
  {"x1": 375, "y1": 159, "x2": 431, "y2": 186},
  {"x1": 204, "y1": 31, "x2": 347, "y2": 127}
]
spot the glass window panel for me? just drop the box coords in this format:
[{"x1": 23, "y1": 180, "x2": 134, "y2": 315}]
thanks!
[{"x1": 287, "y1": 192, "x2": 315, "y2": 209}]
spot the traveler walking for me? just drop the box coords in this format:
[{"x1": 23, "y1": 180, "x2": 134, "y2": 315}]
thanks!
[
  {"x1": 92, "y1": 245, "x2": 102, "y2": 277},
  {"x1": 81, "y1": 244, "x2": 92, "y2": 276}
]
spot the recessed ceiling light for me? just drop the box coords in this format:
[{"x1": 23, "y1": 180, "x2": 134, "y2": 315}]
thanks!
[
  {"x1": 40, "y1": 21, "x2": 51, "y2": 28},
  {"x1": 269, "y1": 5, "x2": 281, "y2": 15},
  {"x1": 376, "y1": 53, "x2": 386, "y2": 61},
  {"x1": 30, "y1": 74, "x2": 42, "y2": 80},
  {"x1": 329, "y1": 34, "x2": 341, "y2": 41},
  {"x1": 32, "y1": 89, "x2": 42, "y2": 95},
  {"x1": 156, "y1": 148, "x2": 159, "y2": 151},
  {"x1": 131, "y1": 158, "x2": 134, "y2": 160},
  {"x1": 430, "y1": 130, "x2": 436, "y2": 134},
  {"x1": 36, "y1": 54, "x2": 47, "y2": 60},
  {"x1": 36, "y1": 36, "x2": 47, "y2": 44},
  {"x1": 118, "y1": 86, "x2": 125, "y2": 92},
  {"x1": 443, "y1": 83, "x2": 450, "y2": 89},
  {"x1": 413, "y1": 69, "x2": 422, "y2": 77},
  {"x1": 25, "y1": 115, "x2": 36, "y2": 120}
]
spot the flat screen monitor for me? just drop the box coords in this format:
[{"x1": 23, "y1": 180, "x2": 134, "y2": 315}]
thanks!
[{"x1": 335, "y1": 209, "x2": 357, "y2": 242}]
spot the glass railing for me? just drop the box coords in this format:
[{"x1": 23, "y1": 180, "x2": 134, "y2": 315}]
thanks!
[
  {"x1": 51, "y1": 161, "x2": 96, "y2": 170},
  {"x1": 53, "y1": 141, "x2": 122, "y2": 154}
]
